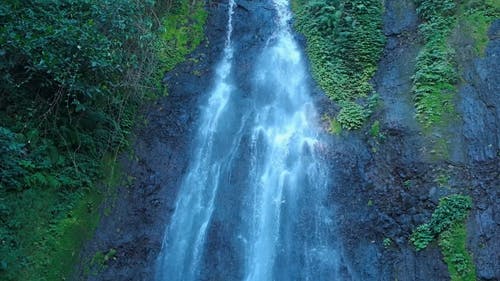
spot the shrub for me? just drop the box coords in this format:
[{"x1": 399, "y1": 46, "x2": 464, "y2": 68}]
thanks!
[
  {"x1": 336, "y1": 101, "x2": 368, "y2": 130},
  {"x1": 0, "y1": 127, "x2": 26, "y2": 191}
]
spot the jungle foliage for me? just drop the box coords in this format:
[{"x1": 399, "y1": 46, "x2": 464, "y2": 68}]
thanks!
[
  {"x1": 292, "y1": 0, "x2": 385, "y2": 130},
  {"x1": 0, "y1": 0, "x2": 206, "y2": 280}
]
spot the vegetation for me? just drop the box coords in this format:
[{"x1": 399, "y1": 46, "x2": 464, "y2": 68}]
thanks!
[
  {"x1": 292, "y1": 0, "x2": 385, "y2": 130},
  {"x1": 336, "y1": 101, "x2": 369, "y2": 130},
  {"x1": 383, "y1": 237, "x2": 392, "y2": 249},
  {"x1": 411, "y1": 195, "x2": 475, "y2": 281},
  {"x1": 459, "y1": 0, "x2": 500, "y2": 55},
  {"x1": 439, "y1": 223, "x2": 477, "y2": 281},
  {"x1": 158, "y1": 1, "x2": 207, "y2": 74},
  {"x1": 85, "y1": 248, "x2": 117, "y2": 276},
  {"x1": 323, "y1": 114, "x2": 342, "y2": 135},
  {"x1": 412, "y1": 0, "x2": 459, "y2": 128},
  {"x1": 412, "y1": 0, "x2": 499, "y2": 128},
  {"x1": 411, "y1": 194, "x2": 472, "y2": 250},
  {"x1": 0, "y1": 0, "x2": 206, "y2": 280}
]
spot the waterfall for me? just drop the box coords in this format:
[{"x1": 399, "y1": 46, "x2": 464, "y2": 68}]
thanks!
[
  {"x1": 156, "y1": 0, "x2": 341, "y2": 280},
  {"x1": 155, "y1": 1, "x2": 237, "y2": 280},
  {"x1": 243, "y1": 1, "x2": 339, "y2": 280}
]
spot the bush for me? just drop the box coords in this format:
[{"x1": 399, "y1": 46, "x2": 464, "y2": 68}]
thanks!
[
  {"x1": 0, "y1": 127, "x2": 26, "y2": 191},
  {"x1": 336, "y1": 101, "x2": 368, "y2": 130},
  {"x1": 292, "y1": 0, "x2": 385, "y2": 130}
]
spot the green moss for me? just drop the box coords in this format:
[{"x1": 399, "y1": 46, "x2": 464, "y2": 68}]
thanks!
[
  {"x1": 292, "y1": 0, "x2": 385, "y2": 130},
  {"x1": 370, "y1": 120, "x2": 381, "y2": 138},
  {"x1": 323, "y1": 115, "x2": 342, "y2": 135},
  {"x1": 158, "y1": 1, "x2": 208, "y2": 73},
  {"x1": 102, "y1": 153, "x2": 122, "y2": 188},
  {"x1": 439, "y1": 223, "x2": 476, "y2": 281},
  {"x1": 459, "y1": 0, "x2": 500, "y2": 55},
  {"x1": 0, "y1": 184, "x2": 103, "y2": 281}
]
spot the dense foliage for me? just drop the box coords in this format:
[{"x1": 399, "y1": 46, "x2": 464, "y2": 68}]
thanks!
[
  {"x1": 292, "y1": 0, "x2": 385, "y2": 130},
  {"x1": 0, "y1": 0, "x2": 206, "y2": 280},
  {"x1": 412, "y1": 0, "x2": 459, "y2": 127},
  {"x1": 411, "y1": 194, "x2": 472, "y2": 250}
]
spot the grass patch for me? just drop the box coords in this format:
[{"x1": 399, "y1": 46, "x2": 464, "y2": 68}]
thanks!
[
  {"x1": 459, "y1": 0, "x2": 500, "y2": 55},
  {"x1": 410, "y1": 194, "x2": 475, "y2": 280},
  {"x1": 439, "y1": 223, "x2": 477, "y2": 281},
  {"x1": 292, "y1": 0, "x2": 385, "y2": 130},
  {"x1": 412, "y1": 0, "x2": 459, "y2": 128},
  {"x1": 158, "y1": 1, "x2": 208, "y2": 74}
]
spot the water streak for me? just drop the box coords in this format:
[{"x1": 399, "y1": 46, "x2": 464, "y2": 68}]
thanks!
[
  {"x1": 243, "y1": 1, "x2": 339, "y2": 280},
  {"x1": 155, "y1": 1, "x2": 236, "y2": 280}
]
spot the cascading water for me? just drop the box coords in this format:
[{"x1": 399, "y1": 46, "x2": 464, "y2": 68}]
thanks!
[
  {"x1": 155, "y1": 1, "x2": 236, "y2": 280},
  {"x1": 156, "y1": 0, "x2": 341, "y2": 280}
]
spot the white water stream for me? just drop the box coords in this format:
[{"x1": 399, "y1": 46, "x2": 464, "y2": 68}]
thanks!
[{"x1": 156, "y1": 1, "x2": 340, "y2": 280}]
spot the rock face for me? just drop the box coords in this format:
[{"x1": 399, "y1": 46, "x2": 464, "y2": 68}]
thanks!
[
  {"x1": 456, "y1": 19, "x2": 500, "y2": 281},
  {"x1": 330, "y1": 1, "x2": 500, "y2": 280},
  {"x1": 74, "y1": 1, "x2": 499, "y2": 281},
  {"x1": 329, "y1": 1, "x2": 500, "y2": 280}
]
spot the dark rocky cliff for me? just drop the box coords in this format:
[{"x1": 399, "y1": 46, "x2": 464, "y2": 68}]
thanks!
[
  {"x1": 74, "y1": 1, "x2": 499, "y2": 280},
  {"x1": 330, "y1": 0, "x2": 499, "y2": 280}
]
